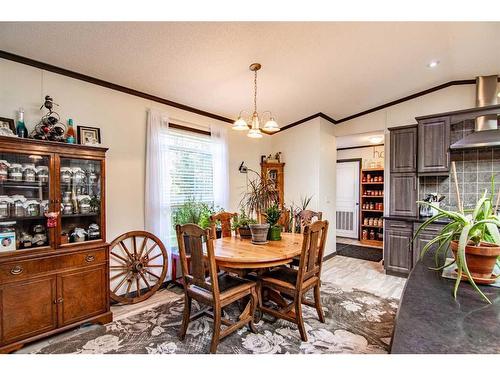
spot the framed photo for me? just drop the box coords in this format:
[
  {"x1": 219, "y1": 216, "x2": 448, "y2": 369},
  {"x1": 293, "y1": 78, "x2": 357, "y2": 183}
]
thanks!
[
  {"x1": 0, "y1": 117, "x2": 16, "y2": 133},
  {"x1": 77, "y1": 126, "x2": 101, "y2": 146}
]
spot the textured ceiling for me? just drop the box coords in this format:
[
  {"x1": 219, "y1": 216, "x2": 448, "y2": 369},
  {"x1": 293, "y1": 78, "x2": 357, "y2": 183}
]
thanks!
[{"x1": 0, "y1": 22, "x2": 499, "y2": 125}]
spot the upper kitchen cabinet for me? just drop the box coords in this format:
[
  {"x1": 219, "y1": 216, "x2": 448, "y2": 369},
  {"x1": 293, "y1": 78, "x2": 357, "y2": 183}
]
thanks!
[
  {"x1": 390, "y1": 126, "x2": 417, "y2": 173},
  {"x1": 417, "y1": 117, "x2": 450, "y2": 175}
]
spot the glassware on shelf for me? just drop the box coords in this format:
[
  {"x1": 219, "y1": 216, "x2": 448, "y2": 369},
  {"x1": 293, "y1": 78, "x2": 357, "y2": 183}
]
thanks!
[
  {"x1": 36, "y1": 166, "x2": 49, "y2": 183},
  {"x1": 22, "y1": 164, "x2": 37, "y2": 182},
  {"x1": 72, "y1": 167, "x2": 86, "y2": 185},
  {"x1": 70, "y1": 227, "x2": 87, "y2": 243},
  {"x1": 0, "y1": 196, "x2": 13, "y2": 218},
  {"x1": 11, "y1": 195, "x2": 26, "y2": 217},
  {"x1": 77, "y1": 195, "x2": 91, "y2": 214},
  {"x1": 25, "y1": 200, "x2": 40, "y2": 217},
  {"x1": 8, "y1": 164, "x2": 23, "y2": 181},
  {"x1": 60, "y1": 167, "x2": 72, "y2": 184},
  {"x1": 19, "y1": 232, "x2": 33, "y2": 249},
  {"x1": 0, "y1": 160, "x2": 9, "y2": 181},
  {"x1": 88, "y1": 223, "x2": 100, "y2": 240}
]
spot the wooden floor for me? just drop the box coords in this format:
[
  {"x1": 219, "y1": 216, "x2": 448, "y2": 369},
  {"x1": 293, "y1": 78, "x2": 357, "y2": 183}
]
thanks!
[{"x1": 16, "y1": 255, "x2": 406, "y2": 353}]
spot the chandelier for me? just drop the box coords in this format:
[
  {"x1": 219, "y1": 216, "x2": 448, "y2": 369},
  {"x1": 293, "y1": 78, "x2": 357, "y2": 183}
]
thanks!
[{"x1": 232, "y1": 63, "x2": 280, "y2": 138}]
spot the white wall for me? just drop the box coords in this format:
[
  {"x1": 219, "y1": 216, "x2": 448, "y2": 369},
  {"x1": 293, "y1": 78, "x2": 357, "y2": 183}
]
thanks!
[
  {"x1": 337, "y1": 145, "x2": 384, "y2": 169},
  {"x1": 0, "y1": 58, "x2": 267, "y2": 242}
]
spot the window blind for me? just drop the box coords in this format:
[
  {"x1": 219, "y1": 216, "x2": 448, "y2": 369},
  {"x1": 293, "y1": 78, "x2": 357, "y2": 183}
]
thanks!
[{"x1": 163, "y1": 128, "x2": 214, "y2": 208}]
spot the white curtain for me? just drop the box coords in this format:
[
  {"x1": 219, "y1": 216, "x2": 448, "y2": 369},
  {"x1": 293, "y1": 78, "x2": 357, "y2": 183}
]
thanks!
[
  {"x1": 210, "y1": 123, "x2": 230, "y2": 210},
  {"x1": 145, "y1": 109, "x2": 172, "y2": 279}
]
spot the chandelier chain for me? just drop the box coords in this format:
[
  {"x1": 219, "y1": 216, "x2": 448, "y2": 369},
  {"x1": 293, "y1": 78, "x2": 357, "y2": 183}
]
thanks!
[{"x1": 253, "y1": 69, "x2": 258, "y2": 113}]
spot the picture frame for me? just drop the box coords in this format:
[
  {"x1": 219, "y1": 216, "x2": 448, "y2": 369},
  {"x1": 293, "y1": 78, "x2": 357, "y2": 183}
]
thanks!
[
  {"x1": 77, "y1": 126, "x2": 101, "y2": 146},
  {"x1": 0, "y1": 117, "x2": 16, "y2": 134}
]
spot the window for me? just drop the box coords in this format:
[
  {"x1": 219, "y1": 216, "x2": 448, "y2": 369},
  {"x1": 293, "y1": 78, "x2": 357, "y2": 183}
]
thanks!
[{"x1": 163, "y1": 128, "x2": 214, "y2": 210}]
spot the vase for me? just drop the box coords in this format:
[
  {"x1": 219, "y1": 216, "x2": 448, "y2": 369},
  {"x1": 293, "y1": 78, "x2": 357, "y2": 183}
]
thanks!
[
  {"x1": 268, "y1": 225, "x2": 282, "y2": 241},
  {"x1": 249, "y1": 223, "x2": 270, "y2": 245},
  {"x1": 450, "y1": 240, "x2": 500, "y2": 284}
]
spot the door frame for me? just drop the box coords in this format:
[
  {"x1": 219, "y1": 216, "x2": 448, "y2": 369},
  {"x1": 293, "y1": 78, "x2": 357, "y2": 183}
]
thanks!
[{"x1": 336, "y1": 158, "x2": 362, "y2": 240}]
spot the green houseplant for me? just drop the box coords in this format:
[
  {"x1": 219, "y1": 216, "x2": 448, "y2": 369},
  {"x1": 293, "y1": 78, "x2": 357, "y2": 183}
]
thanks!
[
  {"x1": 232, "y1": 209, "x2": 257, "y2": 239},
  {"x1": 240, "y1": 171, "x2": 279, "y2": 244},
  {"x1": 415, "y1": 172, "x2": 500, "y2": 304},
  {"x1": 265, "y1": 204, "x2": 282, "y2": 241}
]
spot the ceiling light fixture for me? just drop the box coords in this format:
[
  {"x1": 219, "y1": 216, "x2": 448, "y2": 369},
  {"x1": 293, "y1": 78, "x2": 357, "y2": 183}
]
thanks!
[
  {"x1": 233, "y1": 63, "x2": 280, "y2": 138},
  {"x1": 368, "y1": 135, "x2": 384, "y2": 144},
  {"x1": 427, "y1": 60, "x2": 440, "y2": 68}
]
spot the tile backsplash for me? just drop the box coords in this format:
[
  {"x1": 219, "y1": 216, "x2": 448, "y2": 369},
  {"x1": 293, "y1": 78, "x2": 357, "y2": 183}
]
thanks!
[{"x1": 419, "y1": 120, "x2": 500, "y2": 212}]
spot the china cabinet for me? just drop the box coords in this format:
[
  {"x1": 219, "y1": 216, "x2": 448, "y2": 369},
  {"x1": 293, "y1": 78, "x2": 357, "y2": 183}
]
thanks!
[
  {"x1": 261, "y1": 162, "x2": 285, "y2": 209},
  {"x1": 0, "y1": 136, "x2": 111, "y2": 353}
]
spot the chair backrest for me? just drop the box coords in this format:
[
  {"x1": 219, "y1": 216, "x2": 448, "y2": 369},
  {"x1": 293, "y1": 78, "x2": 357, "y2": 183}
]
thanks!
[
  {"x1": 175, "y1": 223, "x2": 219, "y2": 295},
  {"x1": 209, "y1": 211, "x2": 237, "y2": 239},
  {"x1": 296, "y1": 220, "x2": 329, "y2": 289},
  {"x1": 297, "y1": 210, "x2": 323, "y2": 233}
]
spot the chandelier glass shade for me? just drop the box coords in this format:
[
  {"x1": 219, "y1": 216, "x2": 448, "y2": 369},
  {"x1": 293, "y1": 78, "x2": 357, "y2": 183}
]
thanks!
[{"x1": 233, "y1": 63, "x2": 280, "y2": 137}]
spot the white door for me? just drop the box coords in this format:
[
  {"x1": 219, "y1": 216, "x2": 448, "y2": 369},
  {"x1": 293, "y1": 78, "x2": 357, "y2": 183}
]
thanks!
[{"x1": 336, "y1": 161, "x2": 360, "y2": 238}]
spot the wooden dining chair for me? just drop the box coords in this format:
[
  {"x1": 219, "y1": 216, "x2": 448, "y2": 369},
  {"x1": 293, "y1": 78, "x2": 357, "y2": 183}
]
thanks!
[
  {"x1": 290, "y1": 210, "x2": 323, "y2": 267},
  {"x1": 175, "y1": 223, "x2": 258, "y2": 353},
  {"x1": 209, "y1": 211, "x2": 237, "y2": 239},
  {"x1": 258, "y1": 220, "x2": 329, "y2": 342}
]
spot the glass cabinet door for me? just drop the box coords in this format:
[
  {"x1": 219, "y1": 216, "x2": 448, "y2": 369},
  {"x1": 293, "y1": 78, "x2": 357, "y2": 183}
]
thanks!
[
  {"x1": 0, "y1": 152, "x2": 52, "y2": 253},
  {"x1": 59, "y1": 157, "x2": 102, "y2": 245}
]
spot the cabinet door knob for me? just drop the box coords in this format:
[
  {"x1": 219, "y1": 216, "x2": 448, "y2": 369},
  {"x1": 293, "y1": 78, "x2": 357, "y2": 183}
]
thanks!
[
  {"x1": 85, "y1": 255, "x2": 95, "y2": 263},
  {"x1": 10, "y1": 265, "x2": 23, "y2": 275},
  {"x1": 54, "y1": 298, "x2": 64, "y2": 304}
]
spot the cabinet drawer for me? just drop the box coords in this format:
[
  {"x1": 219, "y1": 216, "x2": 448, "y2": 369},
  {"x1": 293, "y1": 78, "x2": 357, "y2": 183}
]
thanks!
[
  {"x1": 0, "y1": 248, "x2": 107, "y2": 283},
  {"x1": 385, "y1": 220, "x2": 413, "y2": 230}
]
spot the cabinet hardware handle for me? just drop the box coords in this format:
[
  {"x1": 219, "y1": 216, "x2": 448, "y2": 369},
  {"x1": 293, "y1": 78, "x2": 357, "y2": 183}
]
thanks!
[
  {"x1": 53, "y1": 298, "x2": 64, "y2": 304},
  {"x1": 10, "y1": 265, "x2": 23, "y2": 275},
  {"x1": 85, "y1": 255, "x2": 95, "y2": 263},
  {"x1": 390, "y1": 225, "x2": 408, "y2": 228}
]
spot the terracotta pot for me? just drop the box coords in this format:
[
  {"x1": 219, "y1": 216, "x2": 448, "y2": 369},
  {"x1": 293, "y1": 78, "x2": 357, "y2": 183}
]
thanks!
[
  {"x1": 249, "y1": 223, "x2": 270, "y2": 245},
  {"x1": 450, "y1": 240, "x2": 500, "y2": 281},
  {"x1": 238, "y1": 227, "x2": 252, "y2": 239}
]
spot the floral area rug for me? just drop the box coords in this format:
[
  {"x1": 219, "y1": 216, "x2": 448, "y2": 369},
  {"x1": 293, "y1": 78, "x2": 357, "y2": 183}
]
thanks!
[{"x1": 32, "y1": 282, "x2": 398, "y2": 354}]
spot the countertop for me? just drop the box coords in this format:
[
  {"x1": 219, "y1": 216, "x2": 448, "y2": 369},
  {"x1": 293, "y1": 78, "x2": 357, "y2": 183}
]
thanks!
[{"x1": 390, "y1": 253, "x2": 500, "y2": 354}]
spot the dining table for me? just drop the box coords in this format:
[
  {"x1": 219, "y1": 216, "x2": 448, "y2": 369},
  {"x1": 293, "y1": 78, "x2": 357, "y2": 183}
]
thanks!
[{"x1": 212, "y1": 232, "x2": 304, "y2": 270}]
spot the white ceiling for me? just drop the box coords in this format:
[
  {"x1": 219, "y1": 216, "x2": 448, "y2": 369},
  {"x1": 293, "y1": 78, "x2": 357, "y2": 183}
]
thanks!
[{"x1": 0, "y1": 22, "x2": 499, "y2": 126}]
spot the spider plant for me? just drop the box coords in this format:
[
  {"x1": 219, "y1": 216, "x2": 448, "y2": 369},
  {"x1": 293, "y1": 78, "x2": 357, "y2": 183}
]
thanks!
[
  {"x1": 240, "y1": 172, "x2": 279, "y2": 223},
  {"x1": 414, "y1": 175, "x2": 500, "y2": 304}
]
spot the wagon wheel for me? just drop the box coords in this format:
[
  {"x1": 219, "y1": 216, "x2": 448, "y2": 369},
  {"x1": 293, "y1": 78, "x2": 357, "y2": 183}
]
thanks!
[{"x1": 109, "y1": 231, "x2": 168, "y2": 304}]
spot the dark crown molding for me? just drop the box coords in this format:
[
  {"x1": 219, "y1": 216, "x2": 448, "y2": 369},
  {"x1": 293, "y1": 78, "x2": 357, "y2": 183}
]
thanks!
[
  {"x1": 1, "y1": 50, "x2": 498, "y2": 135},
  {"x1": 0, "y1": 50, "x2": 234, "y2": 124}
]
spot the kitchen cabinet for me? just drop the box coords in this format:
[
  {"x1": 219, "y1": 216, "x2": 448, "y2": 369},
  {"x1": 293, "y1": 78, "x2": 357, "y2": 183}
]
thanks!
[
  {"x1": 417, "y1": 117, "x2": 450, "y2": 175},
  {"x1": 389, "y1": 173, "x2": 417, "y2": 217},
  {"x1": 390, "y1": 126, "x2": 417, "y2": 173},
  {"x1": 412, "y1": 223, "x2": 448, "y2": 267},
  {"x1": 384, "y1": 220, "x2": 413, "y2": 276}
]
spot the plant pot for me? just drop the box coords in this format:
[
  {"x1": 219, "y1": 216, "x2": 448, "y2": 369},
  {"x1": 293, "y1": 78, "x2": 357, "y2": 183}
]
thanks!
[
  {"x1": 249, "y1": 223, "x2": 270, "y2": 245},
  {"x1": 238, "y1": 227, "x2": 252, "y2": 239},
  {"x1": 268, "y1": 225, "x2": 282, "y2": 241},
  {"x1": 450, "y1": 240, "x2": 500, "y2": 284}
]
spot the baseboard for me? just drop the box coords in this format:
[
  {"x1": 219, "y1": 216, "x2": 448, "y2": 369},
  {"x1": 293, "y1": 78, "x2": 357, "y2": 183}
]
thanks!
[{"x1": 323, "y1": 251, "x2": 337, "y2": 261}]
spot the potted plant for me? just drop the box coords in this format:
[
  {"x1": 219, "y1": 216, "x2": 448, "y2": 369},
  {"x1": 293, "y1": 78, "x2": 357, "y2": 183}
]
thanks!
[
  {"x1": 240, "y1": 171, "x2": 279, "y2": 244},
  {"x1": 232, "y1": 209, "x2": 257, "y2": 239},
  {"x1": 415, "y1": 174, "x2": 500, "y2": 304},
  {"x1": 265, "y1": 204, "x2": 282, "y2": 241}
]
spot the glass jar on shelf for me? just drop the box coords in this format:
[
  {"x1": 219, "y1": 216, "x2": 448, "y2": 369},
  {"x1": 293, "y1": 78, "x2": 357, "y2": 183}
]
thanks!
[
  {"x1": 19, "y1": 231, "x2": 33, "y2": 249},
  {"x1": 22, "y1": 164, "x2": 37, "y2": 182},
  {"x1": 77, "y1": 195, "x2": 91, "y2": 214},
  {"x1": 0, "y1": 196, "x2": 13, "y2": 218},
  {"x1": 8, "y1": 163, "x2": 23, "y2": 181},
  {"x1": 72, "y1": 167, "x2": 86, "y2": 185},
  {"x1": 362, "y1": 229, "x2": 368, "y2": 240},
  {"x1": 60, "y1": 167, "x2": 72, "y2": 184},
  {"x1": 88, "y1": 223, "x2": 100, "y2": 240},
  {"x1": 0, "y1": 160, "x2": 9, "y2": 181},
  {"x1": 11, "y1": 195, "x2": 26, "y2": 217},
  {"x1": 25, "y1": 200, "x2": 40, "y2": 217},
  {"x1": 36, "y1": 166, "x2": 49, "y2": 183},
  {"x1": 369, "y1": 230, "x2": 375, "y2": 240}
]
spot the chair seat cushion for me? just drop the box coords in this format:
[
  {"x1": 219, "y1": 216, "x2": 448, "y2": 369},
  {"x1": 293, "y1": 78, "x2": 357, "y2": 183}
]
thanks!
[
  {"x1": 187, "y1": 273, "x2": 255, "y2": 301},
  {"x1": 260, "y1": 266, "x2": 319, "y2": 290}
]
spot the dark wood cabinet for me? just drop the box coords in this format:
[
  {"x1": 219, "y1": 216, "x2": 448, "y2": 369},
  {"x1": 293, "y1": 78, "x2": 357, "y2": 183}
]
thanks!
[
  {"x1": 57, "y1": 265, "x2": 108, "y2": 327},
  {"x1": 0, "y1": 136, "x2": 112, "y2": 353},
  {"x1": 417, "y1": 117, "x2": 450, "y2": 175},
  {"x1": 390, "y1": 126, "x2": 417, "y2": 173},
  {"x1": 389, "y1": 173, "x2": 417, "y2": 217},
  {"x1": 0, "y1": 276, "x2": 58, "y2": 345},
  {"x1": 384, "y1": 220, "x2": 413, "y2": 276},
  {"x1": 412, "y1": 223, "x2": 448, "y2": 268}
]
